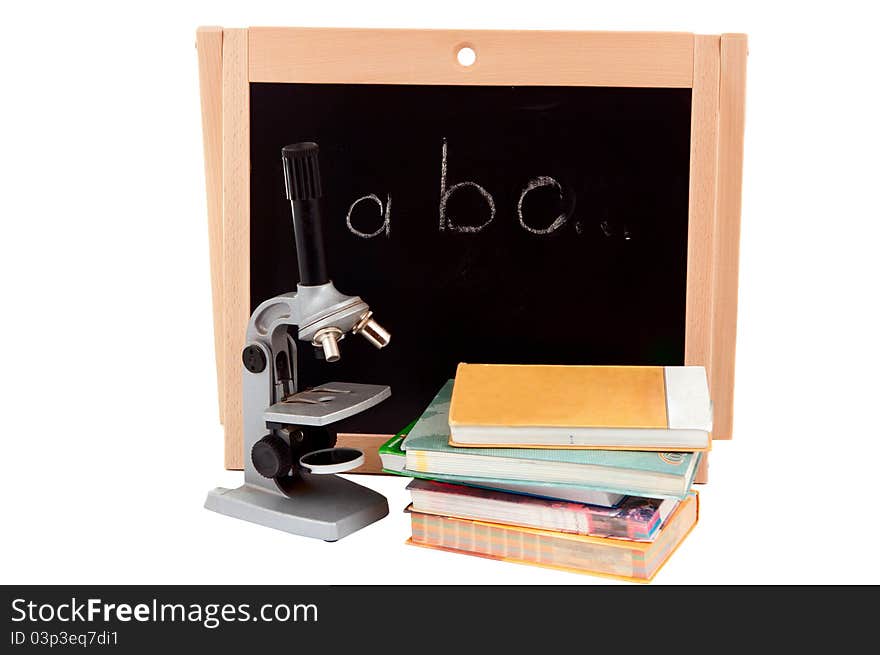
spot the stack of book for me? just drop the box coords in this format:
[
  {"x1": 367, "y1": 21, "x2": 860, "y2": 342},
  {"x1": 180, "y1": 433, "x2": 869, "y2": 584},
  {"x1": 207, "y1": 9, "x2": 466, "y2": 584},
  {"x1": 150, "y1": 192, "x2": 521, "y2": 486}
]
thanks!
[{"x1": 380, "y1": 363, "x2": 711, "y2": 582}]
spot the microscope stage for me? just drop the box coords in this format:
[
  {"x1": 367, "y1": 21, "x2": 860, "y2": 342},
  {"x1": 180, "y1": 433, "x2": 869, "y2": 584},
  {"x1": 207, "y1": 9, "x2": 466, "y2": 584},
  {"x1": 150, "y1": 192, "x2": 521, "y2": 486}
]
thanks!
[{"x1": 264, "y1": 382, "x2": 391, "y2": 426}]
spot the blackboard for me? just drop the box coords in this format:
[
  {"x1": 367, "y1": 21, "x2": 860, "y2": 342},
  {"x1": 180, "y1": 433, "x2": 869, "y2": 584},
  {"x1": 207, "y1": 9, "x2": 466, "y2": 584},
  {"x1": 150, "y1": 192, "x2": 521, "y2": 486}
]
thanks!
[{"x1": 250, "y1": 83, "x2": 692, "y2": 434}]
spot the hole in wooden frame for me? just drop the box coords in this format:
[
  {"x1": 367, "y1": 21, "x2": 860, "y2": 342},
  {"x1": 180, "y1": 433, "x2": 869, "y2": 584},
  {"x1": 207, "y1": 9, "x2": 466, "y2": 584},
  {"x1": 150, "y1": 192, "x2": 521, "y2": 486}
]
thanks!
[{"x1": 456, "y1": 45, "x2": 476, "y2": 67}]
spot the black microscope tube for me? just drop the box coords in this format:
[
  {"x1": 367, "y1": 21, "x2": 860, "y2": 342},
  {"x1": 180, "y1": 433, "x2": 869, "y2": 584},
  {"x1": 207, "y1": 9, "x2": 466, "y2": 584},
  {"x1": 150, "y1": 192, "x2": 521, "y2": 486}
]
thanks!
[{"x1": 281, "y1": 142, "x2": 329, "y2": 286}]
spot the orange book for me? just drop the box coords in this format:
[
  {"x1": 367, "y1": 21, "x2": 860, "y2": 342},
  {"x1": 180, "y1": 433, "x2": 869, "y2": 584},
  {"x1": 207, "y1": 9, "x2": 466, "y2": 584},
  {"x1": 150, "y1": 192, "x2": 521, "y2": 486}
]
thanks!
[
  {"x1": 408, "y1": 492, "x2": 699, "y2": 582},
  {"x1": 448, "y1": 364, "x2": 712, "y2": 451}
]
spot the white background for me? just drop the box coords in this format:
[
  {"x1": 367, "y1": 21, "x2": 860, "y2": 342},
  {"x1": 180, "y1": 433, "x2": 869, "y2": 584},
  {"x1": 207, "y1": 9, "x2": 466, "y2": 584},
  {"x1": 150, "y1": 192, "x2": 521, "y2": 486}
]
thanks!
[{"x1": 1, "y1": 1, "x2": 878, "y2": 585}]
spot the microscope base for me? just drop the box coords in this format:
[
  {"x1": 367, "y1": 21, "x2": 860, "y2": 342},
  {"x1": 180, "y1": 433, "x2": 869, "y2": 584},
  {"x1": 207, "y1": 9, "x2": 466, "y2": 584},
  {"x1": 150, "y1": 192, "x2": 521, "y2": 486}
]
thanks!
[{"x1": 205, "y1": 473, "x2": 389, "y2": 541}]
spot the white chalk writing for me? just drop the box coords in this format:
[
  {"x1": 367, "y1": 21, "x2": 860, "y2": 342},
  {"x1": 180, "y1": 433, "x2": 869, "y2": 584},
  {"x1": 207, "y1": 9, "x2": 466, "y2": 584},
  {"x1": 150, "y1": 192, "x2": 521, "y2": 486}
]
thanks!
[
  {"x1": 346, "y1": 193, "x2": 391, "y2": 239},
  {"x1": 438, "y1": 138, "x2": 496, "y2": 233},
  {"x1": 517, "y1": 176, "x2": 567, "y2": 235}
]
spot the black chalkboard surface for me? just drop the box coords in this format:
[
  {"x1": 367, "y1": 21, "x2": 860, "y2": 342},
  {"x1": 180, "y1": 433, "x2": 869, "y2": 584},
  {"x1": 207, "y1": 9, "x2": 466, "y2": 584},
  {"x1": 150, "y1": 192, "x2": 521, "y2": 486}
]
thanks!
[{"x1": 250, "y1": 83, "x2": 692, "y2": 434}]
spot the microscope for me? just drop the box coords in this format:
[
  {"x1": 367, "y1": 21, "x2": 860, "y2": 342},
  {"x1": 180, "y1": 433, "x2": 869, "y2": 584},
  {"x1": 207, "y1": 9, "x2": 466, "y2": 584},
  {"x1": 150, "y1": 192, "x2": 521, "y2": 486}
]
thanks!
[{"x1": 205, "y1": 142, "x2": 392, "y2": 541}]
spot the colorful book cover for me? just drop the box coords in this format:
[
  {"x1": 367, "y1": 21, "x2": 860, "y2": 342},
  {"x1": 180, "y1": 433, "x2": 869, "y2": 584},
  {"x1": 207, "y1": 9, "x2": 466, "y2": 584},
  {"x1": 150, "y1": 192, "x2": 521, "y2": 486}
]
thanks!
[
  {"x1": 407, "y1": 479, "x2": 677, "y2": 541},
  {"x1": 405, "y1": 381, "x2": 701, "y2": 500},
  {"x1": 408, "y1": 492, "x2": 699, "y2": 582}
]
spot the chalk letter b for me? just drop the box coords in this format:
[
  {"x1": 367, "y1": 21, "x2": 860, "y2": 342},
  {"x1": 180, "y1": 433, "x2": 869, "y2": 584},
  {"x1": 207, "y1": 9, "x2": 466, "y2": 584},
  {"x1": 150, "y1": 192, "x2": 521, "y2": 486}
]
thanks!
[{"x1": 438, "y1": 138, "x2": 496, "y2": 233}]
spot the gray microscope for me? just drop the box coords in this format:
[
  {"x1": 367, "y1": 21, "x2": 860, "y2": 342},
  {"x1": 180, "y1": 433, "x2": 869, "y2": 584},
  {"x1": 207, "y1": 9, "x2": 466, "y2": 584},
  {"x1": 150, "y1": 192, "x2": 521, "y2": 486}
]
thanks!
[{"x1": 205, "y1": 142, "x2": 392, "y2": 541}]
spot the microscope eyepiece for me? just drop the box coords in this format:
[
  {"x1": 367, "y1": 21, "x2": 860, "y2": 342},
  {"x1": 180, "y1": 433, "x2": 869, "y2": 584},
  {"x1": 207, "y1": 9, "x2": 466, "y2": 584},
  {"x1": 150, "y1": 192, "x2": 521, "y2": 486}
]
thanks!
[{"x1": 282, "y1": 142, "x2": 322, "y2": 201}]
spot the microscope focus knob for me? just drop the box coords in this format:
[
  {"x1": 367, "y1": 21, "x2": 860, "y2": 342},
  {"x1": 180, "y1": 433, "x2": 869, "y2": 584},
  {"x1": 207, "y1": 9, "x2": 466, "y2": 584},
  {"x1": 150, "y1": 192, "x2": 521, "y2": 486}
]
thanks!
[{"x1": 251, "y1": 434, "x2": 292, "y2": 479}]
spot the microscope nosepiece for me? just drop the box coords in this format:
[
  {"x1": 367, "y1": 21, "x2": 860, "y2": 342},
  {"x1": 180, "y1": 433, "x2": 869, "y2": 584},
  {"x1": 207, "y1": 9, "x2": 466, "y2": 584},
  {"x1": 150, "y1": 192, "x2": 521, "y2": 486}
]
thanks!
[{"x1": 353, "y1": 312, "x2": 391, "y2": 349}]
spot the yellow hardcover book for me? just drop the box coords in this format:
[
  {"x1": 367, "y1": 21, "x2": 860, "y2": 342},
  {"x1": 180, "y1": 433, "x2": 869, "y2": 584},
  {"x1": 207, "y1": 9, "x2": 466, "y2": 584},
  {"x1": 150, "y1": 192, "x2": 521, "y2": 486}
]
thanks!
[
  {"x1": 407, "y1": 491, "x2": 699, "y2": 583},
  {"x1": 448, "y1": 363, "x2": 712, "y2": 451}
]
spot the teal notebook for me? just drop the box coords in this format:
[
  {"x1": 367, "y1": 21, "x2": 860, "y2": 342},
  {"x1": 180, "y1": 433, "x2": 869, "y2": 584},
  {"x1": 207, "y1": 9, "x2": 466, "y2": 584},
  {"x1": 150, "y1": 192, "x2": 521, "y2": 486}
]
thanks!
[
  {"x1": 404, "y1": 380, "x2": 701, "y2": 500},
  {"x1": 380, "y1": 430, "x2": 624, "y2": 507}
]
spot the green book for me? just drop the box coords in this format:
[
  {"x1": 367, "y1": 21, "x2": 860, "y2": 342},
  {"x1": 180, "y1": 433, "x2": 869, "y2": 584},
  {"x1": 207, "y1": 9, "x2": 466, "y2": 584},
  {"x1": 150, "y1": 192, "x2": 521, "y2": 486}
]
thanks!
[
  {"x1": 403, "y1": 380, "x2": 701, "y2": 500},
  {"x1": 378, "y1": 421, "x2": 417, "y2": 473},
  {"x1": 380, "y1": 425, "x2": 625, "y2": 507}
]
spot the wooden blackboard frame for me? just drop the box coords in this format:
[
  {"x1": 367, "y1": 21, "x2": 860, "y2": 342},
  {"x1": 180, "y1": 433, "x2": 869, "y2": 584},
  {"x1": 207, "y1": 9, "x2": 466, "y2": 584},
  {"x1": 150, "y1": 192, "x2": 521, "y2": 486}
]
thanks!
[{"x1": 196, "y1": 27, "x2": 748, "y2": 482}]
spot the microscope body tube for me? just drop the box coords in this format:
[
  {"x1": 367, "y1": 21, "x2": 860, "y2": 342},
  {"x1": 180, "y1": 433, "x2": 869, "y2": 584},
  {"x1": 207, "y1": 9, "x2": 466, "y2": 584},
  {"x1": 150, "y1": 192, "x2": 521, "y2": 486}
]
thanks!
[
  {"x1": 289, "y1": 197, "x2": 329, "y2": 286},
  {"x1": 282, "y1": 142, "x2": 329, "y2": 287}
]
